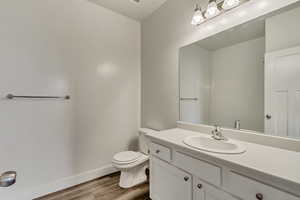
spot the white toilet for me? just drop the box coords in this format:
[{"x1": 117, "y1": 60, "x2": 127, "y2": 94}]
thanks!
[{"x1": 112, "y1": 128, "x2": 154, "y2": 188}]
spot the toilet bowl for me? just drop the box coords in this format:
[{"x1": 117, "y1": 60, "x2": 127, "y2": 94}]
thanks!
[{"x1": 112, "y1": 128, "x2": 155, "y2": 188}]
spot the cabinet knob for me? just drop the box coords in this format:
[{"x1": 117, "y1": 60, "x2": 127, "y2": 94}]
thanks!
[
  {"x1": 184, "y1": 176, "x2": 189, "y2": 182},
  {"x1": 266, "y1": 114, "x2": 272, "y2": 120},
  {"x1": 256, "y1": 193, "x2": 263, "y2": 200},
  {"x1": 155, "y1": 149, "x2": 160, "y2": 154},
  {"x1": 0, "y1": 171, "x2": 17, "y2": 187},
  {"x1": 197, "y1": 184, "x2": 202, "y2": 189}
]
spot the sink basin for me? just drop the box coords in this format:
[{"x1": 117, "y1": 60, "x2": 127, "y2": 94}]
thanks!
[{"x1": 183, "y1": 135, "x2": 246, "y2": 154}]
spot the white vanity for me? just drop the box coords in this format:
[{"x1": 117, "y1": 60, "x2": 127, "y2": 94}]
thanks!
[{"x1": 146, "y1": 125, "x2": 300, "y2": 200}]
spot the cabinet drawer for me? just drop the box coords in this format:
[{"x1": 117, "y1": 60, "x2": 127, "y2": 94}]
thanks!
[
  {"x1": 173, "y1": 152, "x2": 221, "y2": 186},
  {"x1": 194, "y1": 178, "x2": 238, "y2": 200},
  {"x1": 150, "y1": 142, "x2": 171, "y2": 162},
  {"x1": 225, "y1": 171, "x2": 300, "y2": 200}
]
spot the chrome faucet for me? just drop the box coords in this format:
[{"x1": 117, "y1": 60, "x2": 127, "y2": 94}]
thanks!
[
  {"x1": 211, "y1": 125, "x2": 227, "y2": 141},
  {"x1": 234, "y1": 120, "x2": 241, "y2": 130}
]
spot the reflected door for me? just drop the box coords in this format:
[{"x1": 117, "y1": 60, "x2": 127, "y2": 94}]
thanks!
[{"x1": 265, "y1": 46, "x2": 300, "y2": 138}]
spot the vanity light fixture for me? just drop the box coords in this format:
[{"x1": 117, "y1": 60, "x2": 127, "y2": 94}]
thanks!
[
  {"x1": 191, "y1": 5, "x2": 205, "y2": 25},
  {"x1": 222, "y1": 0, "x2": 240, "y2": 10},
  {"x1": 205, "y1": 0, "x2": 221, "y2": 18},
  {"x1": 191, "y1": 0, "x2": 248, "y2": 26}
]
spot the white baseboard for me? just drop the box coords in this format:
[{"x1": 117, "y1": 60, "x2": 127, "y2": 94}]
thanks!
[{"x1": 25, "y1": 164, "x2": 118, "y2": 200}]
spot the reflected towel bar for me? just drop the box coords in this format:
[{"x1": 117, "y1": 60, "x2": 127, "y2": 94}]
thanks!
[
  {"x1": 6, "y1": 94, "x2": 70, "y2": 100},
  {"x1": 180, "y1": 98, "x2": 198, "y2": 101}
]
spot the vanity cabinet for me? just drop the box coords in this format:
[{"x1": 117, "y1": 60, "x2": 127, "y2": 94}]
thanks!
[
  {"x1": 150, "y1": 156, "x2": 192, "y2": 200},
  {"x1": 149, "y1": 142, "x2": 300, "y2": 200}
]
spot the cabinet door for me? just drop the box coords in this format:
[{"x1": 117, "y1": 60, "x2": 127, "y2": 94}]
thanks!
[
  {"x1": 194, "y1": 178, "x2": 238, "y2": 200},
  {"x1": 150, "y1": 156, "x2": 192, "y2": 200}
]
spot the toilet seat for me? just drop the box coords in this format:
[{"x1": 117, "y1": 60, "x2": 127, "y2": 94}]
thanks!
[
  {"x1": 113, "y1": 151, "x2": 142, "y2": 164},
  {"x1": 112, "y1": 151, "x2": 149, "y2": 169}
]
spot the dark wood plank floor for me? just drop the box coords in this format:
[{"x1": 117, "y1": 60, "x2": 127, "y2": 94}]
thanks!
[{"x1": 35, "y1": 173, "x2": 149, "y2": 200}]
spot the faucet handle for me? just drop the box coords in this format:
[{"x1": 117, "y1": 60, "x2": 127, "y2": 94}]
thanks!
[
  {"x1": 212, "y1": 125, "x2": 227, "y2": 140},
  {"x1": 213, "y1": 124, "x2": 220, "y2": 132}
]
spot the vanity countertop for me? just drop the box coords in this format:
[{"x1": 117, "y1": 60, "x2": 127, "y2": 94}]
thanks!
[{"x1": 146, "y1": 128, "x2": 300, "y2": 190}]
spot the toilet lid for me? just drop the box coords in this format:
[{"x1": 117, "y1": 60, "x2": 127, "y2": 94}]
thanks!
[{"x1": 113, "y1": 151, "x2": 142, "y2": 164}]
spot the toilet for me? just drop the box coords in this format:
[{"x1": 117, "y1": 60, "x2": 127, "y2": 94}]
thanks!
[{"x1": 112, "y1": 128, "x2": 155, "y2": 188}]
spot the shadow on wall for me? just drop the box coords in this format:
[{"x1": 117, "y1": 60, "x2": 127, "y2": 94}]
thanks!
[{"x1": 128, "y1": 137, "x2": 139, "y2": 151}]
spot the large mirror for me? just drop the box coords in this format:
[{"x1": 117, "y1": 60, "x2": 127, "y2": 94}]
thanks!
[{"x1": 179, "y1": 3, "x2": 300, "y2": 139}]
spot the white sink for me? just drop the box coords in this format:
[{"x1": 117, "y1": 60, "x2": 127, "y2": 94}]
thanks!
[{"x1": 183, "y1": 135, "x2": 246, "y2": 154}]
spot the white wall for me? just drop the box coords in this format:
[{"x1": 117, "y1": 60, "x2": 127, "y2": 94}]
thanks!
[
  {"x1": 210, "y1": 37, "x2": 265, "y2": 132},
  {"x1": 0, "y1": 0, "x2": 140, "y2": 199},
  {"x1": 266, "y1": 6, "x2": 300, "y2": 52},
  {"x1": 141, "y1": 0, "x2": 299, "y2": 130},
  {"x1": 179, "y1": 44, "x2": 212, "y2": 124}
]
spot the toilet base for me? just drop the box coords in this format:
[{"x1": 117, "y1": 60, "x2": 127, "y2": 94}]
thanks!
[{"x1": 119, "y1": 162, "x2": 148, "y2": 188}]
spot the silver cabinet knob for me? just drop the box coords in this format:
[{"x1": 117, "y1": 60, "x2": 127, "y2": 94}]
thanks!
[
  {"x1": 0, "y1": 171, "x2": 17, "y2": 187},
  {"x1": 266, "y1": 115, "x2": 272, "y2": 120},
  {"x1": 184, "y1": 176, "x2": 189, "y2": 181},
  {"x1": 197, "y1": 184, "x2": 202, "y2": 189}
]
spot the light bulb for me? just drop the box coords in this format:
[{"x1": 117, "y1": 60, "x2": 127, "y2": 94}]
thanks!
[
  {"x1": 205, "y1": 1, "x2": 221, "y2": 19},
  {"x1": 191, "y1": 7, "x2": 205, "y2": 26},
  {"x1": 222, "y1": 0, "x2": 240, "y2": 10}
]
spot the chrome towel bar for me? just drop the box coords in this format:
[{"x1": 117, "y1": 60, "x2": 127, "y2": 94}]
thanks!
[
  {"x1": 6, "y1": 94, "x2": 70, "y2": 100},
  {"x1": 180, "y1": 98, "x2": 198, "y2": 101}
]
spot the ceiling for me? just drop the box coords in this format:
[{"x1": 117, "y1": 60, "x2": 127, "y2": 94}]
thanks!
[{"x1": 89, "y1": 0, "x2": 168, "y2": 21}]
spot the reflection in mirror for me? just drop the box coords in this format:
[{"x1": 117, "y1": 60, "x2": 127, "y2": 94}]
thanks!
[{"x1": 179, "y1": 3, "x2": 300, "y2": 139}]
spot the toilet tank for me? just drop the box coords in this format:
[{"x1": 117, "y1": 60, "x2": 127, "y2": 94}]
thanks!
[{"x1": 139, "y1": 128, "x2": 157, "y2": 155}]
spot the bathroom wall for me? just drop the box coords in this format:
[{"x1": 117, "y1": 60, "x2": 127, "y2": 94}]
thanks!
[
  {"x1": 266, "y1": 6, "x2": 300, "y2": 52},
  {"x1": 210, "y1": 37, "x2": 265, "y2": 132},
  {"x1": 179, "y1": 44, "x2": 212, "y2": 124},
  {"x1": 0, "y1": 0, "x2": 140, "y2": 199},
  {"x1": 141, "y1": 0, "x2": 298, "y2": 130}
]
